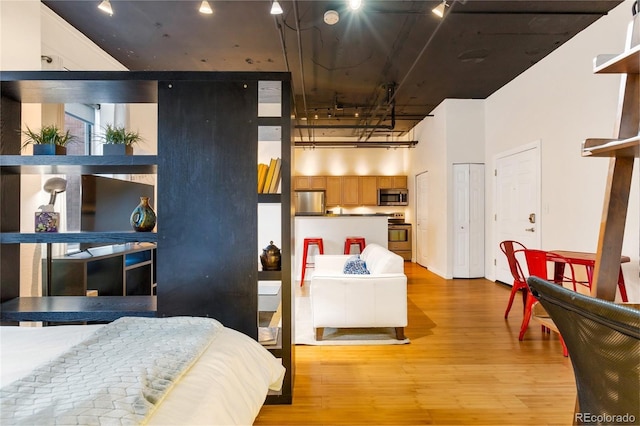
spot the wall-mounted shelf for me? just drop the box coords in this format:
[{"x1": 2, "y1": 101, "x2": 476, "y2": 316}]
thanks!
[
  {"x1": 582, "y1": 15, "x2": 638, "y2": 301},
  {"x1": 582, "y1": 135, "x2": 640, "y2": 158},
  {"x1": 594, "y1": 44, "x2": 640, "y2": 74}
]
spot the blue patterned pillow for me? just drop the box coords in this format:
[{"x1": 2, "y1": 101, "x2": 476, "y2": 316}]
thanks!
[{"x1": 343, "y1": 255, "x2": 370, "y2": 274}]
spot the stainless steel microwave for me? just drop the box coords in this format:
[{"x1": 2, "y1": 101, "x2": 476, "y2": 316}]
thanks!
[{"x1": 378, "y1": 189, "x2": 408, "y2": 206}]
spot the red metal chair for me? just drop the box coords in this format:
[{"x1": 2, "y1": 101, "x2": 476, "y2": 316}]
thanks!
[
  {"x1": 518, "y1": 249, "x2": 582, "y2": 356},
  {"x1": 300, "y1": 238, "x2": 324, "y2": 286},
  {"x1": 344, "y1": 237, "x2": 366, "y2": 254},
  {"x1": 499, "y1": 240, "x2": 528, "y2": 319}
]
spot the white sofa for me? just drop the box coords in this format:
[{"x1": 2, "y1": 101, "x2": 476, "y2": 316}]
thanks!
[{"x1": 310, "y1": 243, "x2": 408, "y2": 340}]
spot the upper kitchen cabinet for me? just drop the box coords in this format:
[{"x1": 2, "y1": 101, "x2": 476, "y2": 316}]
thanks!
[
  {"x1": 341, "y1": 176, "x2": 360, "y2": 206},
  {"x1": 294, "y1": 176, "x2": 326, "y2": 190},
  {"x1": 378, "y1": 176, "x2": 408, "y2": 189},
  {"x1": 325, "y1": 176, "x2": 342, "y2": 206},
  {"x1": 359, "y1": 176, "x2": 378, "y2": 205}
]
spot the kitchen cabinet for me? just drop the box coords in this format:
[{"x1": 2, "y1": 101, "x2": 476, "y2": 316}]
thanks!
[
  {"x1": 341, "y1": 176, "x2": 359, "y2": 205},
  {"x1": 294, "y1": 175, "x2": 325, "y2": 190},
  {"x1": 293, "y1": 174, "x2": 408, "y2": 206},
  {"x1": 359, "y1": 176, "x2": 378, "y2": 205},
  {"x1": 0, "y1": 71, "x2": 293, "y2": 404},
  {"x1": 378, "y1": 175, "x2": 408, "y2": 189},
  {"x1": 325, "y1": 176, "x2": 342, "y2": 206}
]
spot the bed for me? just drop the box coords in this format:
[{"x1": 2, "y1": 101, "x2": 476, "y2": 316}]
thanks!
[{"x1": 0, "y1": 316, "x2": 285, "y2": 425}]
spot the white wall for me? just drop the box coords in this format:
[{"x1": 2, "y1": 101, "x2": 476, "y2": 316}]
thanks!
[
  {"x1": 408, "y1": 0, "x2": 638, "y2": 299},
  {"x1": 484, "y1": 0, "x2": 639, "y2": 300},
  {"x1": 409, "y1": 99, "x2": 485, "y2": 278}
]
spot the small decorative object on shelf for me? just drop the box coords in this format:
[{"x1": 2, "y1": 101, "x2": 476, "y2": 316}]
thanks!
[
  {"x1": 101, "y1": 124, "x2": 143, "y2": 156},
  {"x1": 35, "y1": 211, "x2": 59, "y2": 232},
  {"x1": 260, "y1": 241, "x2": 282, "y2": 271},
  {"x1": 34, "y1": 177, "x2": 67, "y2": 232},
  {"x1": 21, "y1": 124, "x2": 75, "y2": 155},
  {"x1": 130, "y1": 196, "x2": 156, "y2": 232}
]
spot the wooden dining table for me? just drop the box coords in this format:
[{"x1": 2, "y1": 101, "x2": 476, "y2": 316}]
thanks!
[{"x1": 549, "y1": 250, "x2": 630, "y2": 302}]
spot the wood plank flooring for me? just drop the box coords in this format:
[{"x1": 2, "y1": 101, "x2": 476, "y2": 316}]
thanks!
[{"x1": 255, "y1": 262, "x2": 577, "y2": 425}]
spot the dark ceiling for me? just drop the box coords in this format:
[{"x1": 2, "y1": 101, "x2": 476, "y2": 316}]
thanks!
[{"x1": 42, "y1": 0, "x2": 623, "y2": 141}]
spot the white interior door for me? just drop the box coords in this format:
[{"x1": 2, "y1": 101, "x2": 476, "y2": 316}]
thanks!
[
  {"x1": 495, "y1": 145, "x2": 540, "y2": 284},
  {"x1": 453, "y1": 164, "x2": 485, "y2": 278},
  {"x1": 453, "y1": 165, "x2": 470, "y2": 277},
  {"x1": 416, "y1": 172, "x2": 429, "y2": 267},
  {"x1": 468, "y1": 164, "x2": 485, "y2": 277}
]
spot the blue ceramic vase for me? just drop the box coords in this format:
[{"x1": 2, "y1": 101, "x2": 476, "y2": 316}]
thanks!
[{"x1": 130, "y1": 196, "x2": 156, "y2": 232}]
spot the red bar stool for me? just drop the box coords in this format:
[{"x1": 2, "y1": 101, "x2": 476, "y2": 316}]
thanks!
[
  {"x1": 344, "y1": 237, "x2": 366, "y2": 255},
  {"x1": 300, "y1": 238, "x2": 324, "y2": 286}
]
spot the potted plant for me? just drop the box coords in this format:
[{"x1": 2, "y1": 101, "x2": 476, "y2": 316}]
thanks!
[
  {"x1": 102, "y1": 124, "x2": 143, "y2": 155},
  {"x1": 21, "y1": 124, "x2": 75, "y2": 155}
]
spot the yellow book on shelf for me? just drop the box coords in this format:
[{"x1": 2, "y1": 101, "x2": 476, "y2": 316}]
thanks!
[
  {"x1": 257, "y1": 163, "x2": 269, "y2": 193},
  {"x1": 269, "y1": 158, "x2": 281, "y2": 193},
  {"x1": 263, "y1": 158, "x2": 277, "y2": 193}
]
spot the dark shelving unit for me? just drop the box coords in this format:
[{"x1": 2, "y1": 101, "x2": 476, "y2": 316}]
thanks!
[{"x1": 0, "y1": 70, "x2": 293, "y2": 404}]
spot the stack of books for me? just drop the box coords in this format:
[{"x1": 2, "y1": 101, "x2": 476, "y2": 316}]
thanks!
[{"x1": 257, "y1": 157, "x2": 281, "y2": 193}]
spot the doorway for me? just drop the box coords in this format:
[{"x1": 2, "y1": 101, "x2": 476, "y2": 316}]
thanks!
[{"x1": 494, "y1": 142, "x2": 541, "y2": 284}]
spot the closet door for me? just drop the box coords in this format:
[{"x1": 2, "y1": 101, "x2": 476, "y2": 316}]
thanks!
[{"x1": 453, "y1": 164, "x2": 484, "y2": 278}]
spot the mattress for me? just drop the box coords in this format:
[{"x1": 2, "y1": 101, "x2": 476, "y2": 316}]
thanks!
[{"x1": 0, "y1": 320, "x2": 285, "y2": 425}]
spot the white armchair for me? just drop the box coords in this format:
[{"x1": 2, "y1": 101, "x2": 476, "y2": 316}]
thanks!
[{"x1": 310, "y1": 244, "x2": 408, "y2": 340}]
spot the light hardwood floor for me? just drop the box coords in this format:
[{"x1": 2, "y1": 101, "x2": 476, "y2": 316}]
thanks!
[{"x1": 255, "y1": 262, "x2": 577, "y2": 425}]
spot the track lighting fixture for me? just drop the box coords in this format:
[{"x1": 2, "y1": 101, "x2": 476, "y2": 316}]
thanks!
[
  {"x1": 98, "y1": 0, "x2": 113, "y2": 16},
  {"x1": 432, "y1": 0, "x2": 448, "y2": 18},
  {"x1": 270, "y1": 0, "x2": 283, "y2": 15},
  {"x1": 199, "y1": 1, "x2": 213, "y2": 14}
]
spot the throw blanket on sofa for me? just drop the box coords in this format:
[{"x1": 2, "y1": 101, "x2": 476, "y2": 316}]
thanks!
[{"x1": 0, "y1": 316, "x2": 222, "y2": 425}]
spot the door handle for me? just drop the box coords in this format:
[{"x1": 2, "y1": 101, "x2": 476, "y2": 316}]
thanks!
[{"x1": 525, "y1": 227, "x2": 535, "y2": 232}]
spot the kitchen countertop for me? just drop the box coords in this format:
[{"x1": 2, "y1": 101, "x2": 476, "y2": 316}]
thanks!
[{"x1": 296, "y1": 213, "x2": 391, "y2": 217}]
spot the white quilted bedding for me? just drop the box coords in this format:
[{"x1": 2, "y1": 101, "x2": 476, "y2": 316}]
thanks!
[{"x1": 0, "y1": 318, "x2": 285, "y2": 426}]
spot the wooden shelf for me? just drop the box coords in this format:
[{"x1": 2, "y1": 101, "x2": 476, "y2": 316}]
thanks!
[
  {"x1": 594, "y1": 44, "x2": 640, "y2": 74},
  {"x1": 582, "y1": 135, "x2": 640, "y2": 158},
  {"x1": 0, "y1": 232, "x2": 157, "y2": 244},
  {"x1": 258, "y1": 193, "x2": 282, "y2": 203},
  {"x1": 0, "y1": 296, "x2": 157, "y2": 322},
  {"x1": 0, "y1": 155, "x2": 157, "y2": 174}
]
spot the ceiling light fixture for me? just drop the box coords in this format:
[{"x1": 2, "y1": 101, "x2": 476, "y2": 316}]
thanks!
[
  {"x1": 324, "y1": 9, "x2": 340, "y2": 25},
  {"x1": 270, "y1": 0, "x2": 283, "y2": 15},
  {"x1": 432, "y1": 0, "x2": 448, "y2": 18},
  {"x1": 199, "y1": 1, "x2": 213, "y2": 14},
  {"x1": 348, "y1": 0, "x2": 362, "y2": 11},
  {"x1": 98, "y1": 0, "x2": 113, "y2": 15}
]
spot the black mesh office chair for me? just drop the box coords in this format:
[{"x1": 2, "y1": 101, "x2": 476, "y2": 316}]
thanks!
[{"x1": 527, "y1": 277, "x2": 640, "y2": 425}]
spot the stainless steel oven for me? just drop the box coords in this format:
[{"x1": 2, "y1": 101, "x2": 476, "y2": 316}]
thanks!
[{"x1": 387, "y1": 213, "x2": 411, "y2": 260}]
